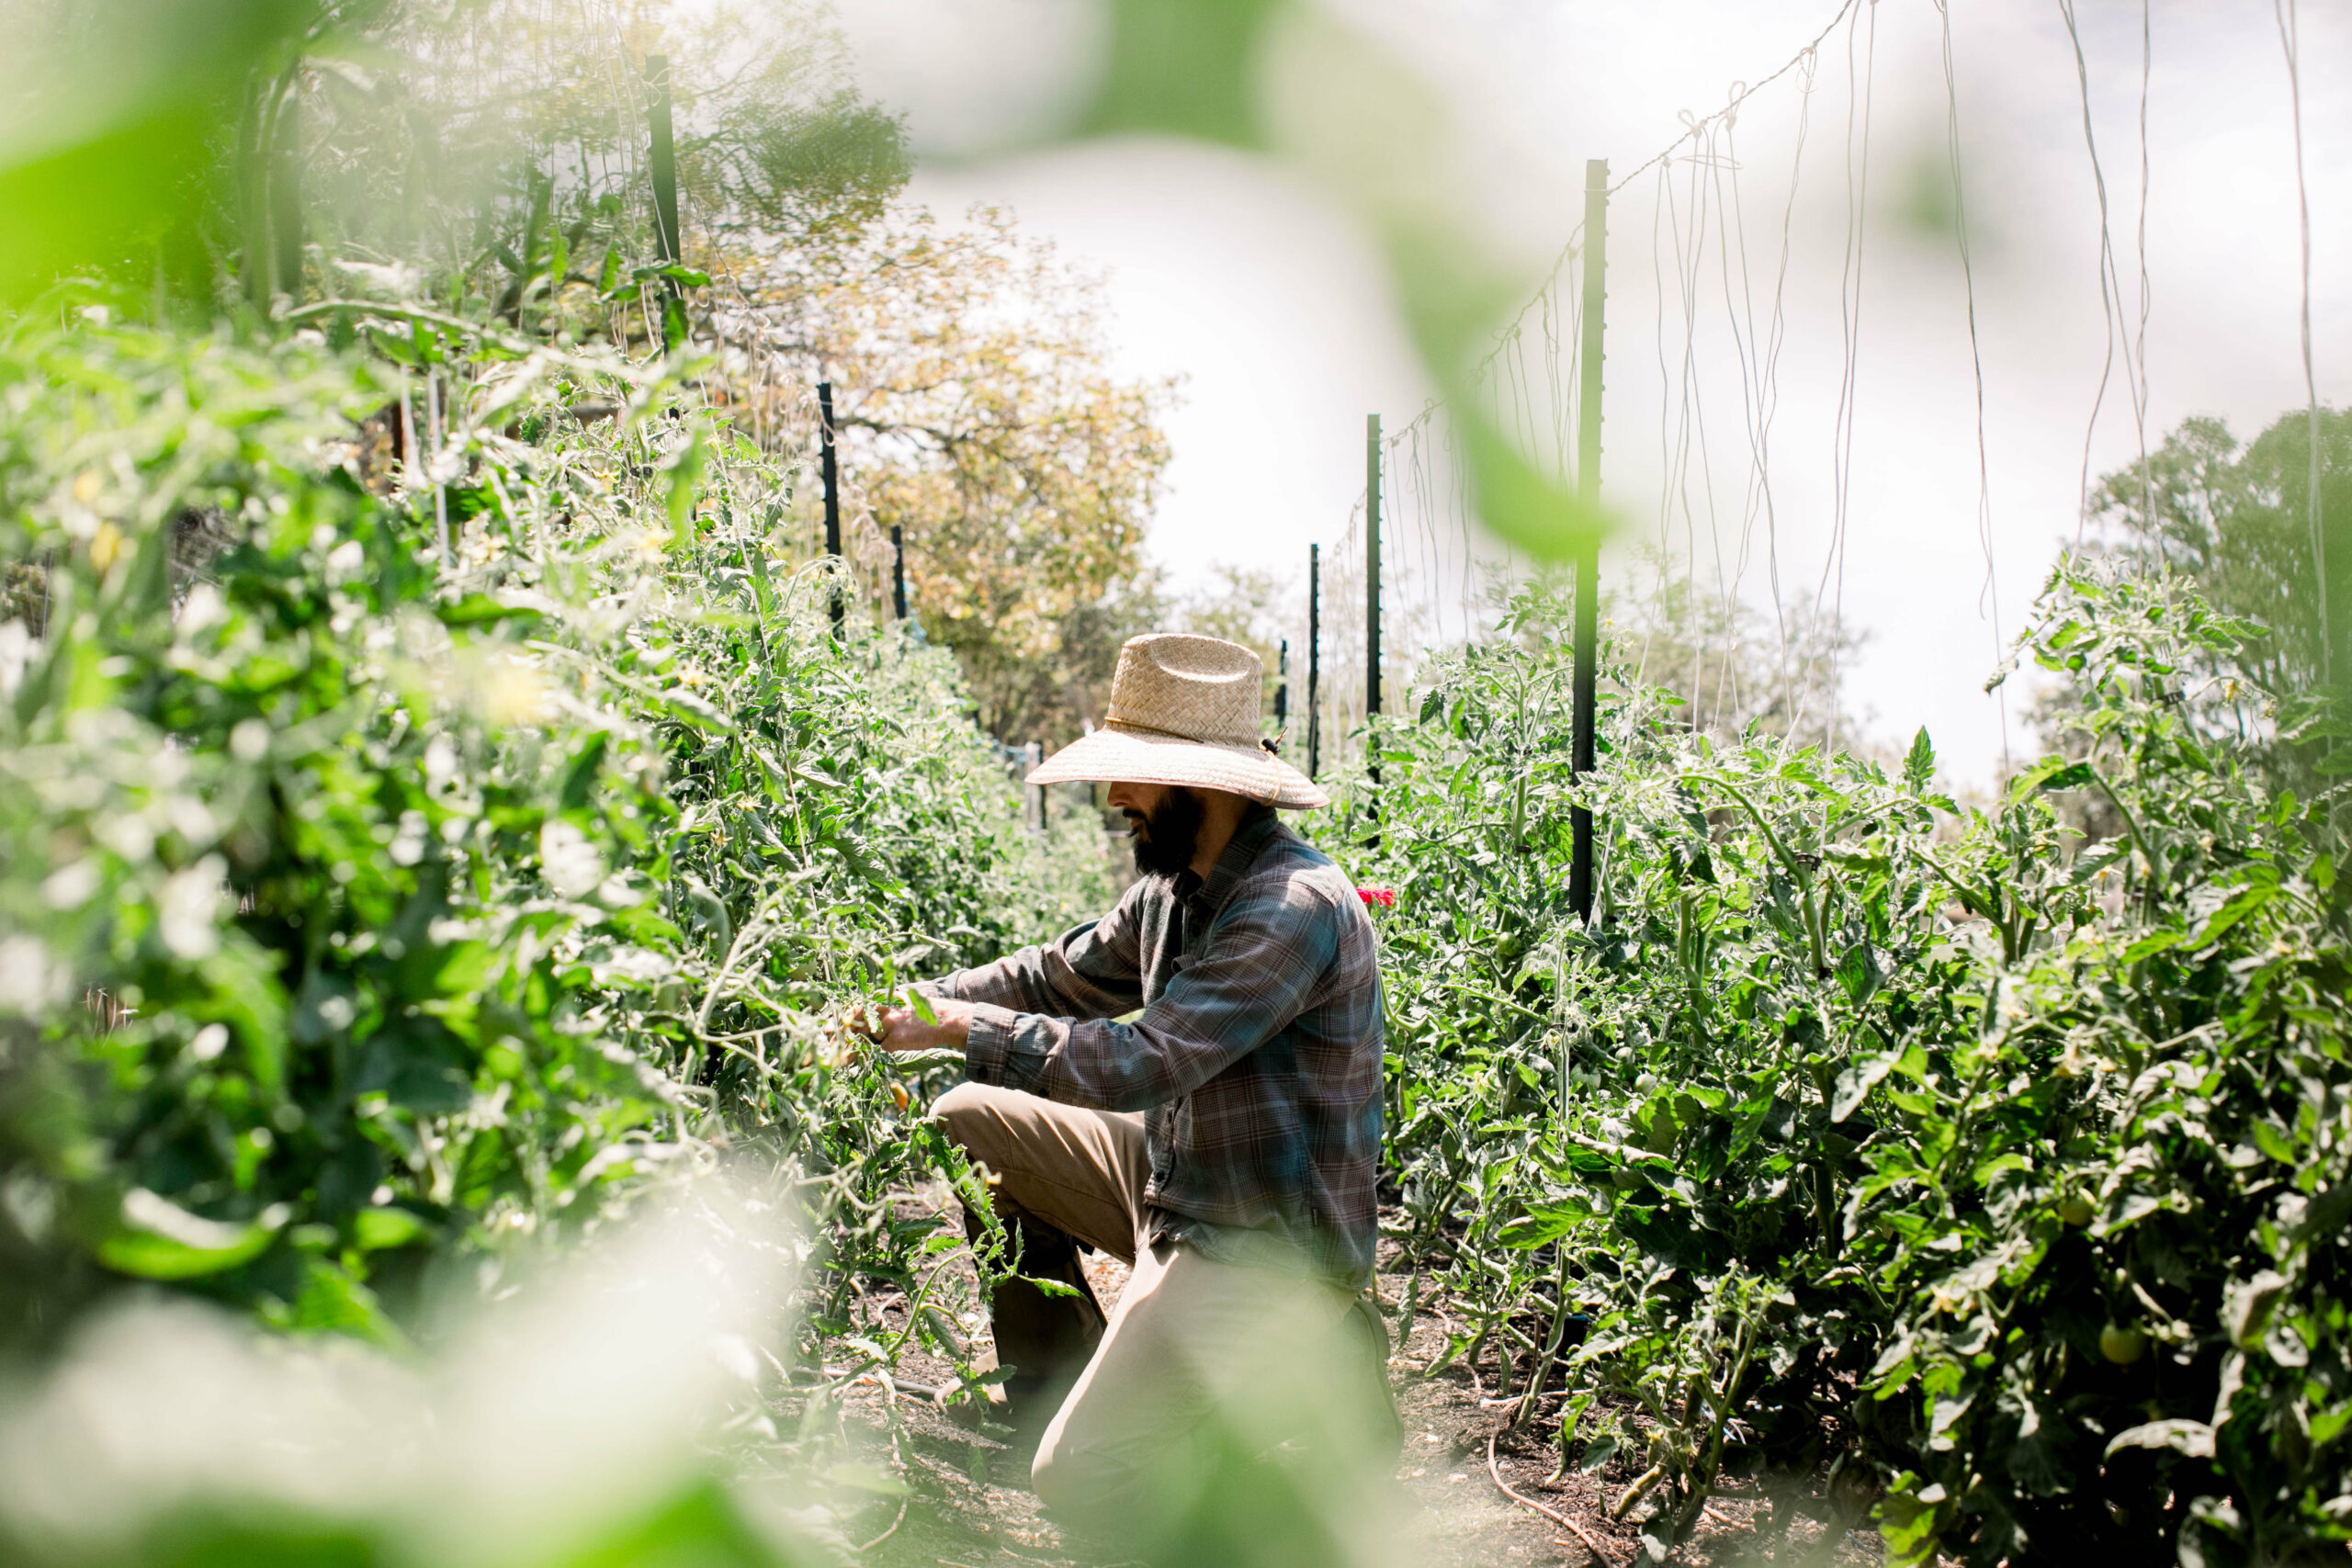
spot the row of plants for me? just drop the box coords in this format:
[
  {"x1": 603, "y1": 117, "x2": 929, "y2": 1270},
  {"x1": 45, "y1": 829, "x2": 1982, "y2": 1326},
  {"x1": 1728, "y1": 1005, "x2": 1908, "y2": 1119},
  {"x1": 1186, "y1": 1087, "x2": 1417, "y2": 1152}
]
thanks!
[
  {"x1": 0, "y1": 301, "x2": 1114, "y2": 1523},
  {"x1": 0, "y1": 6, "x2": 1169, "y2": 1554},
  {"x1": 1322, "y1": 568, "x2": 2352, "y2": 1566}
]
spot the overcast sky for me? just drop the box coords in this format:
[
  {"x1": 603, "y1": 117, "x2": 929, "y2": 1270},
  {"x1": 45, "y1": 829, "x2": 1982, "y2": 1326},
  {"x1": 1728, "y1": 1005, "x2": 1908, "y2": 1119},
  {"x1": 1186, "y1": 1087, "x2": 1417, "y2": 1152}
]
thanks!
[{"x1": 837, "y1": 0, "x2": 2350, "y2": 788}]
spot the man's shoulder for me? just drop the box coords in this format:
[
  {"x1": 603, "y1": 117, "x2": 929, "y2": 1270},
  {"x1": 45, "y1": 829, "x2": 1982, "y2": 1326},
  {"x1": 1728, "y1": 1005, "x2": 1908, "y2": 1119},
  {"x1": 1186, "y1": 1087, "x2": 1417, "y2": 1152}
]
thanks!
[{"x1": 1238, "y1": 821, "x2": 1362, "y2": 915}]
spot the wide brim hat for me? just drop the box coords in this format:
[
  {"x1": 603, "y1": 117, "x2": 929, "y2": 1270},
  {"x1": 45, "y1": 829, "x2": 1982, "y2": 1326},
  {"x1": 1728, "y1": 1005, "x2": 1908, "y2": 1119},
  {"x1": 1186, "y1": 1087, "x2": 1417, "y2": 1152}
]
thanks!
[{"x1": 1026, "y1": 633, "x2": 1329, "y2": 809}]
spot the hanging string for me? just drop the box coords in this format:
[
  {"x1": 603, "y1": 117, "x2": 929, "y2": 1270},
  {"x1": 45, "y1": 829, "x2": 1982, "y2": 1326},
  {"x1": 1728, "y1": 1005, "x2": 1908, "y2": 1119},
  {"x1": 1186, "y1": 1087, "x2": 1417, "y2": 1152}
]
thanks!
[
  {"x1": 2056, "y1": 0, "x2": 2150, "y2": 544},
  {"x1": 1666, "y1": 138, "x2": 1705, "y2": 720},
  {"x1": 1465, "y1": 0, "x2": 1862, "y2": 400},
  {"x1": 1317, "y1": 0, "x2": 1924, "y2": 754},
  {"x1": 1677, "y1": 124, "x2": 1730, "y2": 733},
  {"x1": 1802, "y1": 0, "x2": 1875, "y2": 757},
  {"x1": 1751, "y1": 49, "x2": 1816, "y2": 732},
  {"x1": 1707, "y1": 111, "x2": 1774, "y2": 737},
  {"x1": 1604, "y1": 0, "x2": 1864, "y2": 202},
  {"x1": 2274, "y1": 0, "x2": 2328, "y2": 682},
  {"x1": 1637, "y1": 159, "x2": 1675, "y2": 691},
  {"x1": 2134, "y1": 0, "x2": 2154, "y2": 538},
  {"x1": 1938, "y1": 0, "x2": 2010, "y2": 775}
]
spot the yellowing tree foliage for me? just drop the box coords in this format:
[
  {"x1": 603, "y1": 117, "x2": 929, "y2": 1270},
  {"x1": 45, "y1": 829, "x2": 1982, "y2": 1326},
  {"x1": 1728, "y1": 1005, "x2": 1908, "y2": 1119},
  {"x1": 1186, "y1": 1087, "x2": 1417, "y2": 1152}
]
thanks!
[{"x1": 708, "y1": 207, "x2": 1174, "y2": 746}]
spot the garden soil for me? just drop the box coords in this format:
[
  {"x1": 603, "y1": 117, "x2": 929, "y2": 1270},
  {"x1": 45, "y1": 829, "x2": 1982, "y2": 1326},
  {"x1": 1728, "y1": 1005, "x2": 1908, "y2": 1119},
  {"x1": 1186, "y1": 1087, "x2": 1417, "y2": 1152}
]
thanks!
[{"x1": 825, "y1": 1219, "x2": 1888, "y2": 1568}]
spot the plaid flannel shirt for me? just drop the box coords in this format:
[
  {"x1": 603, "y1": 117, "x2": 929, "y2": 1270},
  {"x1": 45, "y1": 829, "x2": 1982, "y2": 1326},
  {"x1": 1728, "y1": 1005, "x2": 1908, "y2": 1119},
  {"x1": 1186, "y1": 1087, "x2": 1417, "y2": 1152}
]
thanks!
[{"x1": 924, "y1": 807, "x2": 1385, "y2": 1288}]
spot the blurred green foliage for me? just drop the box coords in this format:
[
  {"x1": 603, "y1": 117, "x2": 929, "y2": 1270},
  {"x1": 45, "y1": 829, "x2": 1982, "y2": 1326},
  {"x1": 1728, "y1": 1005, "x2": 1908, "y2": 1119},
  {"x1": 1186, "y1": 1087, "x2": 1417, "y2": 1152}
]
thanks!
[
  {"x1": 0, "y1": 299, "x2": 1109, "y2": 1377},
  {"x1": 1038, "y1": 0, "x2": 1610, "y2": 564},
  {"x1": 0, "y1": 0, "x2": 316, "y2": 304}
]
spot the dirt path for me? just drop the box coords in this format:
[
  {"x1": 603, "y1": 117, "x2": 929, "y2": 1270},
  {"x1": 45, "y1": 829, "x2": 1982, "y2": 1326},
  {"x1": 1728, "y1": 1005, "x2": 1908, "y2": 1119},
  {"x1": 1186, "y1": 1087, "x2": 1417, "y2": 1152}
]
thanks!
[{"x1": 817, "y1": 1238, "x2": 1883, "y2": 1568}]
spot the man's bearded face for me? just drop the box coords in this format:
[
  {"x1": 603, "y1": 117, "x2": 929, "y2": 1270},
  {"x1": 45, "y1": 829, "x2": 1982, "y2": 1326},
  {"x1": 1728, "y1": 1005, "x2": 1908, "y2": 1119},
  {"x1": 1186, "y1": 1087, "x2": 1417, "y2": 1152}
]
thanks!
[{"x1": 1123, "y1": 786, "x2": 1205, "y2": 878}]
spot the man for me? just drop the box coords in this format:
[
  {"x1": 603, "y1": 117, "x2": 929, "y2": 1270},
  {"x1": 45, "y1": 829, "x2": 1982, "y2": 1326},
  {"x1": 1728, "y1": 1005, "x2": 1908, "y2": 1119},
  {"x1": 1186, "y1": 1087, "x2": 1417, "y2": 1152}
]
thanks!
[{"x1": 854, "y1": 632, "x2": 1396, "y2": 1562}]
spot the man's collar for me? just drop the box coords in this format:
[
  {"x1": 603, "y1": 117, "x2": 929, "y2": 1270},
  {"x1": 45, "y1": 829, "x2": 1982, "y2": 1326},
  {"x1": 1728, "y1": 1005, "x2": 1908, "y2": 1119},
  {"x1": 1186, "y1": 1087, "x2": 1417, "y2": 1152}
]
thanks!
[{"x1": 1180, "y1": 805, "x2": 1281, "y2": 923}]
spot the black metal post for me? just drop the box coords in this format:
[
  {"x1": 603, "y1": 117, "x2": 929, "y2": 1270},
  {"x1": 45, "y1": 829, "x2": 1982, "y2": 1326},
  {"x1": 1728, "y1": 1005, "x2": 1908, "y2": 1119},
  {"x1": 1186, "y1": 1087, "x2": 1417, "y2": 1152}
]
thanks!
[
  {"x1": 643, "y1": 53, "x2": 685, "y2": 350},
  {"x1": 1365, "y1": 414, "x2": 1384, "y2": 843},
  {"x1": 890, "y1": 523, "x2": 908, "y2": 620},
  {"x1": 645, "y1": 55, "x2": 682, "y2": 263},
  {"x1": 818, "y1": 380, "x2": 843, "y2": 632},
  {"x1": 1570, "y1": 159, "x2": 1608, "y2": 923},
  {"x1": 1307, "y1": 544, "x2": 1321, "y2": 779},
  {"x1": 1273, "y1": 638, "x2": 1289, "y2": 733},
  {"x1": 270, "y1": 85, "x2": 303, "y2": 302},
  {"x1": 1366, "y1": 413, "x2": 1383, "y2": 722}
]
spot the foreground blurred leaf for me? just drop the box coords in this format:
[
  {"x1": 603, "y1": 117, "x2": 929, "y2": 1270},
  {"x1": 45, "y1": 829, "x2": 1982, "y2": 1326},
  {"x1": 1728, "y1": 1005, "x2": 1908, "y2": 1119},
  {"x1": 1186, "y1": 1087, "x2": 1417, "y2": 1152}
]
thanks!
[
  {"x1": 97, "y1": 1190, "x2": 284, "y2": 1280},
  {"x1": 0, "y1": 0, "x2": 318, "y2": 303},
  {"x1": 1051, "y1": 0, "x2": 1612, "y2": 563},
  {"x1": 1073, "y1": 0, "x2": 1288, "y2": 149}
]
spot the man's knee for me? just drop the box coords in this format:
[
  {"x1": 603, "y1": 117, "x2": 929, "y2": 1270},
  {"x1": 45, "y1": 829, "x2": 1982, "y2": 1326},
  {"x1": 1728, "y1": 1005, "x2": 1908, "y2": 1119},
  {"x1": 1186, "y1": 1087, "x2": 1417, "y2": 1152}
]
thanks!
[
  {"x1": 932, "y1": 1079, "x2": 1012, "y2": 1162},
  {"x1": 1031, "y1": 1427, "x2": 1151, "y2": 1533}
]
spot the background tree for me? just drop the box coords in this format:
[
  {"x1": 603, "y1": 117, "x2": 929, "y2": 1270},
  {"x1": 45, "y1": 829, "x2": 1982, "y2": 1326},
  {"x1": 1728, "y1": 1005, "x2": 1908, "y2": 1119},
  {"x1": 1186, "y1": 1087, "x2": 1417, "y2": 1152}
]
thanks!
[
  {"x1": 709, "y1": 205, "x2": 1174, "y2": 747},
  {"x1": 176, "y1": 0, "x2": 1172, "y2": 749},
  {"x1": 1601, "y1": 552, "x2": 1863, "y2": 751},
  {"x1": 1459, "y1": 550, "x2": 1860, "y2": 752},
  {"x1": 2018, "y1": 405, "x2": 2352, "y2": 836},
  {"x1": 284, "y1": 0, "x2": 907, "y2": 335},
  {"x1": 2086, "y1": 406, "x2": 2352, "y2": 698}
]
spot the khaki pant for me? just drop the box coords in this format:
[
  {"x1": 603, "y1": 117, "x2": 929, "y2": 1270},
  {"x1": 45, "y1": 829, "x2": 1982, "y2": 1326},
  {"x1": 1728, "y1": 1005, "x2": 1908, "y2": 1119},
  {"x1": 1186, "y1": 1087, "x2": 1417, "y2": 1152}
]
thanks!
[{"x1": 934, "y1": 1082, "x2": 1406, "y2": 1567}]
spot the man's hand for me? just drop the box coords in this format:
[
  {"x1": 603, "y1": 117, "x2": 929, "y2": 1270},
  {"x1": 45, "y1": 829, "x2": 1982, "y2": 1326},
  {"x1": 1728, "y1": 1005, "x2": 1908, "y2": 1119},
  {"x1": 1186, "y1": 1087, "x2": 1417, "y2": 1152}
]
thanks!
[{"x1": 845, "y1": 995, "x2": 975, "y2": 1054}]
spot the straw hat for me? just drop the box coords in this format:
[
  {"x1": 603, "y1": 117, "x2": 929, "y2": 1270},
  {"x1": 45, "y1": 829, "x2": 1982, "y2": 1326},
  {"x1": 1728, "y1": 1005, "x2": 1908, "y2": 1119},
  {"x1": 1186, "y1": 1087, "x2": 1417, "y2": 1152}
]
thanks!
[{"x1": 1027, "y1": 634, "x2": 1329, "y2": 809}]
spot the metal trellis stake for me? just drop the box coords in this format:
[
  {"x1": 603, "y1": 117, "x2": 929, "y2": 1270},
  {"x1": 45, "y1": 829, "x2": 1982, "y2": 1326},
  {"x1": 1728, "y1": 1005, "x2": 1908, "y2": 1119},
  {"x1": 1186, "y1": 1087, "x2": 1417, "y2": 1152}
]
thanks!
[
  {"x1": 818, "y1": 380, "x2": 844, "y2": 633},
  {"x1": 643, "y1": 53, "x2": 686, "y2": 350},
  {"x1": 890, "y1": 523, "x2": 908, "y2": 620},
  {"x1": 1366, "y1": 412, "x2": 1384, "y2": 724},
  {"x1": 270, "y1": 84, "x2": 304, "y2": 304},
  {"x1": 1273, "y1": 638, "x2": 1289, "y2": 733},
  {"x1": 1365, "y1": 412, "x2": 1384, "y2": 845},
  {"x1": 1307, "y1": 543, "x2": 1322, "y2": 780},
  {"x1": 1569, "y1": 158, "x2": 1608, "y2": 924}
]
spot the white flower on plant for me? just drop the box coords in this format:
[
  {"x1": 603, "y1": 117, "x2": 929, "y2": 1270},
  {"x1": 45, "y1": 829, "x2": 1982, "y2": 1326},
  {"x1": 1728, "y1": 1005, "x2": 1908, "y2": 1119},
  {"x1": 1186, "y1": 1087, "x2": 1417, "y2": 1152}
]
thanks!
[
  {"x1": 0, "y1": 935, "x2": 69, "y2": 1017},
  {"x1": 538, "y1": 820, "x2": 604, "y2": 899},
  {"x1": 97, "y1": 813, "x2": 156, "y2": 866},
  {"x1": 230, "y1": 718, "x2": 271, "y2": 764},
  {"x1": 40, "y1": 861, "x2": 100, "y2": 910},
  {"x1": 483, "y1": 657, "x2": 548, "y2": 728},
  {"x1": 0, "y1": 619, "x2": 28, "y2": 702},
  {"x1": 390, "y1": 810, "x2": 431, "y2": 868},
  {"x1": 158, "y1": 856, "x2": 228, "y2": 961}
]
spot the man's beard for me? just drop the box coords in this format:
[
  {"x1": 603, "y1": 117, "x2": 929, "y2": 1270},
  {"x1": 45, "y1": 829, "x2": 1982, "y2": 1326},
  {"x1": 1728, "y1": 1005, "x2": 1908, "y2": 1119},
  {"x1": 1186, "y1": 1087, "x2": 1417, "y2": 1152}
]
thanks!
[{"x1": 1126, "y1": 787, "x2": 1205, "y2": 878}]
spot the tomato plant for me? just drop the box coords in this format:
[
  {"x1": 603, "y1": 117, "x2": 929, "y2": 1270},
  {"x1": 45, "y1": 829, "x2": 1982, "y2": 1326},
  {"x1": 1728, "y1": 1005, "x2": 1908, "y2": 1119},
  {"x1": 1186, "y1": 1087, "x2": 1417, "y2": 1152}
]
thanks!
[
  {"x1": 1320, "y1": 569, "x2": 2352, "y2": 1565},
  {"x1": 0, "y1": 303, "x2": 1108, "y2": 1416}
]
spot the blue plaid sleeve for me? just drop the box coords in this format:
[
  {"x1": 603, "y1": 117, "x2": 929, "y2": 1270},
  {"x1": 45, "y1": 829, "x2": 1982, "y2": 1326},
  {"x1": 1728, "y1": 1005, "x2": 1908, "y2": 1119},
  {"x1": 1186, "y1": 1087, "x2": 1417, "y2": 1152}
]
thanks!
[
  {"x1": 922, "y1": 878, "x2": 1148, "y2": 1036},
  {"x1": 960, "y1": 870, "x2": 1340, "y2": 1112}
]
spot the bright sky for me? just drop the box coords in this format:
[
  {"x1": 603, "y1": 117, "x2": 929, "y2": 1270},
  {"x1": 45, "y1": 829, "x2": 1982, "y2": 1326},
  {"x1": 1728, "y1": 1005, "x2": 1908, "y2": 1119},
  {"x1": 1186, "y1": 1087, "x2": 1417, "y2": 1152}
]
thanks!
[{"x1": 838, "y1": 0, "x2": 2351, "y2": 789}]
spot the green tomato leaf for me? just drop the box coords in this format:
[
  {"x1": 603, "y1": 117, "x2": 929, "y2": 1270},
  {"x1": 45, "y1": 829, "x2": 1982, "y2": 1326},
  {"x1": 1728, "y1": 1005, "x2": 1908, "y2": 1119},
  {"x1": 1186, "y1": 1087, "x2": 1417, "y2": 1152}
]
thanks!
[{"x1": 97, "y1": 1190, "x2": 284, "y2": 1280}]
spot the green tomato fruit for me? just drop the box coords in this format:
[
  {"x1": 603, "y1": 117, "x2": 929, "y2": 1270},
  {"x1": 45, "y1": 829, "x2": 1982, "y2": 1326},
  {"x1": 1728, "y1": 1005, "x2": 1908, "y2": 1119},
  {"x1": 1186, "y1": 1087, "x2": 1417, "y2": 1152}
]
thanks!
[
  {"x1": 2058, "y1": 1196, "x2": 2096, "y2": 1227},
  {"x1": 2099, "y1": 1325, "x2": 2148, "y2": 1365}
]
